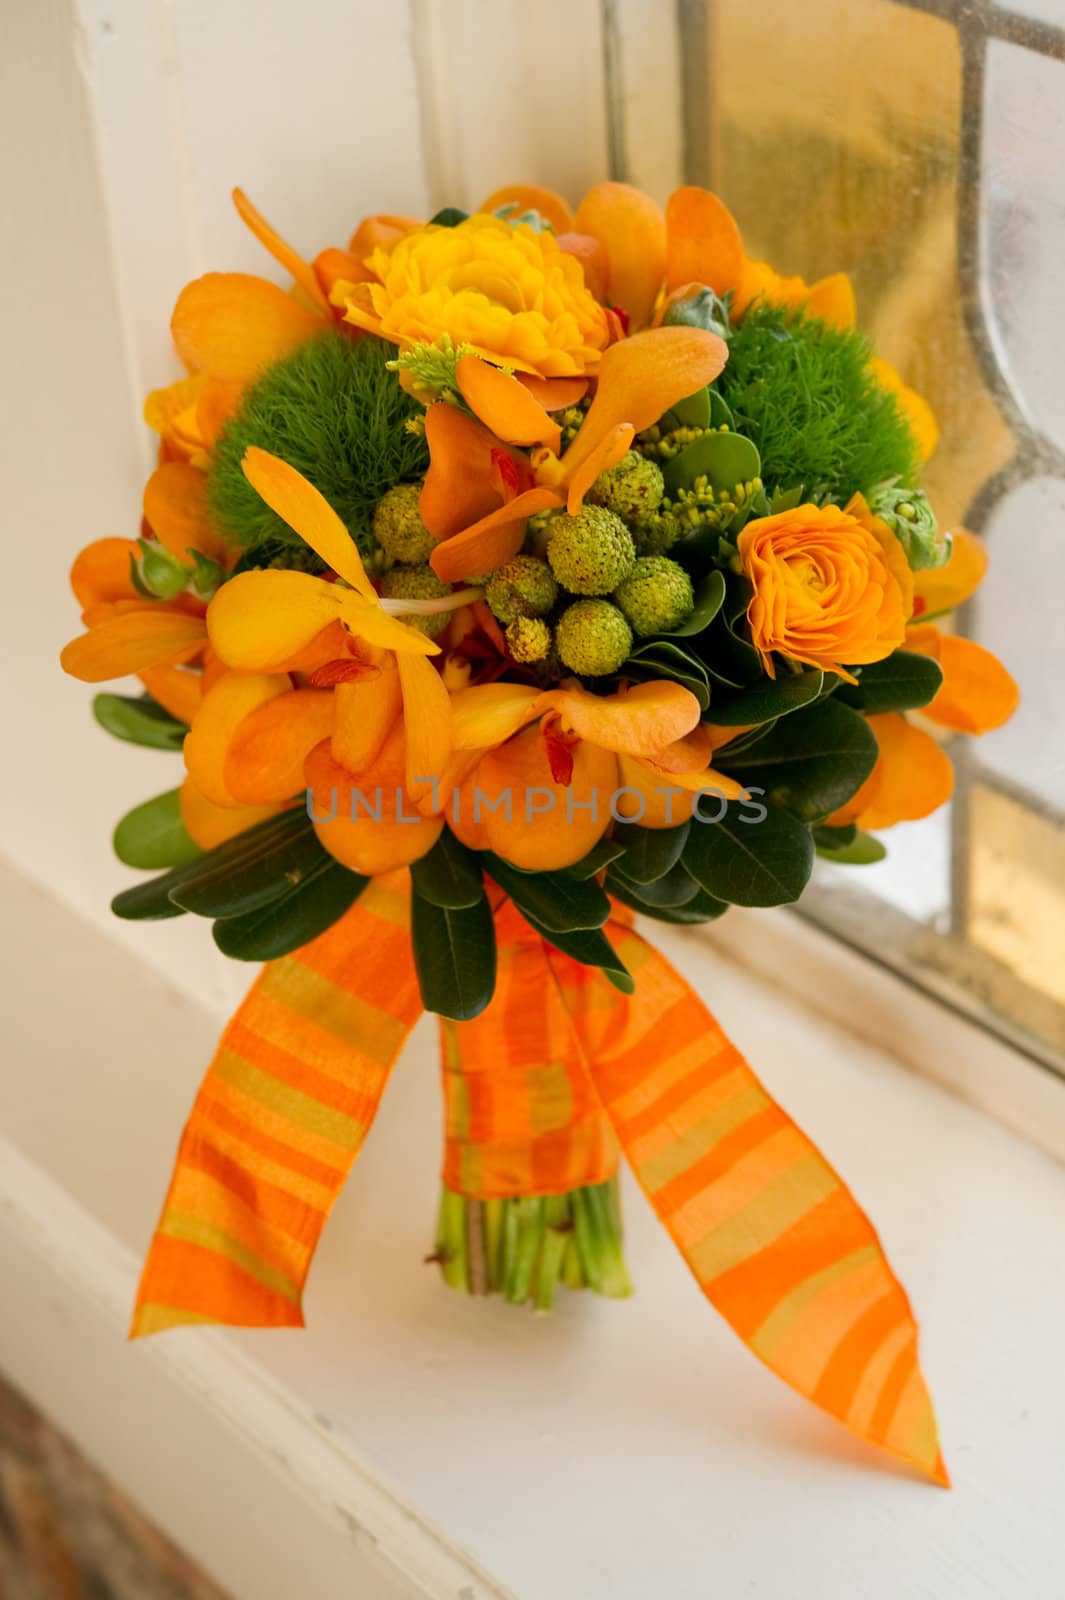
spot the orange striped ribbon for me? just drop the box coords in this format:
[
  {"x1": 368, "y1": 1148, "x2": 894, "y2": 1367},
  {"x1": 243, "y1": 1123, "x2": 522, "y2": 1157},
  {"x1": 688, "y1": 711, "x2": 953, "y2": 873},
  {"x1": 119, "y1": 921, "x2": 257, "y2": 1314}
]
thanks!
[
  {"x1": 131, "y1": 875, "x2": 419, "y2": 1334},
  {"x1": 440, "y1": 901, "x2": 617, "y2": 1198},
  {"x1": 545, "y1": 915, "x2": 948, "y2": 1486}
]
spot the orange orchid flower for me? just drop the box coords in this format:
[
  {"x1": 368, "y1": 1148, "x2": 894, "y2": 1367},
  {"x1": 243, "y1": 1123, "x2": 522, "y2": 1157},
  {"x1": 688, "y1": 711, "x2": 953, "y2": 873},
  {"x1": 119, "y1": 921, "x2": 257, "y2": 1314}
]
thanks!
[
  {"x1": 442, "y1": 679, "x2": 743, "y2": 870},
  {"x1": 60, "y1": 537, "x2": 209, "y2": 687},
  {"x1": 421, "y1": 325, "x2": 728, "y2": 584}
]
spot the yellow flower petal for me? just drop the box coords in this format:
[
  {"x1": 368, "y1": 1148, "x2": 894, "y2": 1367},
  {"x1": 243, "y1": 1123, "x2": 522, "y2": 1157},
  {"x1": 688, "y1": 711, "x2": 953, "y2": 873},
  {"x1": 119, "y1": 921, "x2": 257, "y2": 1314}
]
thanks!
[
  {"x1": 240, "y1": 447, "x2": 374, "y2": 597},
  {"x1": 208, "y1": 570, "x2": 344, "y2": 672},
  {"x1": 538, "y1": 680, "x2": 701, "y2": 759}
]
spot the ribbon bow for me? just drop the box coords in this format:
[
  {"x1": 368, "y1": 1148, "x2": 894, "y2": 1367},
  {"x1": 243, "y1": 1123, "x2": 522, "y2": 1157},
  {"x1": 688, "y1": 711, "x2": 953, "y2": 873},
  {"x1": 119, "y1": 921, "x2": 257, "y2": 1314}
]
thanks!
[{"x1": 133, "y1": 880, "x2": 947, "y2": 1485}]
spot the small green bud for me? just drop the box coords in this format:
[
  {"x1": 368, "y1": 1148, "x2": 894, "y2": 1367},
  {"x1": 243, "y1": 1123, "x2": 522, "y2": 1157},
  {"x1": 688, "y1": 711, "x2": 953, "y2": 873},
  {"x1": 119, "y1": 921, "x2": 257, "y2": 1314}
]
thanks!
[
  {"x1": 586, "y1": 451, "x2": 665, "y2": 527},
  {"x1": 614, "y1": 556, "x2": 694, "y2": 637},
  {"x1": 137, "y1": 539, "x2": 189, "y2": 600},
  {"x1": 485, "y1": 554, "x2": 558, "y2": 623},
  {"x1": 379, "y1": 564, "x2": 454, "y2": 638},
  {"x1": 373, "y1": 482, "x2": 434, "y2": 565},
  {"x1": 547, "y1": 506, "x2": 636, "y2": 595},
  {"x1": 556, "y1": 599, "x2": 633, "y2": 677},
  {"x1": 506, "y1": 616, "x2": 552, "y2": 663},
  {"x1": 867, "y1": 482, "x2": 945, "y2": 571},
  {"x1": 188, "y1": 549, "x2": 224, "y2": 599}
]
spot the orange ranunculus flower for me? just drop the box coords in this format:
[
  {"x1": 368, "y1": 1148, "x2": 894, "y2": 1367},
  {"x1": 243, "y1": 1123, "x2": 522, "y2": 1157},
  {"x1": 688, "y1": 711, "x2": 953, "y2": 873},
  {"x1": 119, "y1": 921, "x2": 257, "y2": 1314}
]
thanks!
[
  {"x1": 738, "y1": 503, "x2": 913, "y2": 682},
  {"x1": 333, "y1": 213, "x2": 612, "y2": 379}
]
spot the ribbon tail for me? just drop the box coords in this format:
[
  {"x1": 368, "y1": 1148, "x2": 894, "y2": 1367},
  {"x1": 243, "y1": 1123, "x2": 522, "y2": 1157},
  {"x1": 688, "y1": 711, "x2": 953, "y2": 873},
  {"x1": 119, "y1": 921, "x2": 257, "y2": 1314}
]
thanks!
[
  {"x1": 440, "y1": 902, "x2": 616, "y2": 1198},
  {"x1": 548, "y1": 919, "x2": 949, "y2": 1487},
  {"x1": 131, "y1": 875, "x2": 422, "y2": 1336}
]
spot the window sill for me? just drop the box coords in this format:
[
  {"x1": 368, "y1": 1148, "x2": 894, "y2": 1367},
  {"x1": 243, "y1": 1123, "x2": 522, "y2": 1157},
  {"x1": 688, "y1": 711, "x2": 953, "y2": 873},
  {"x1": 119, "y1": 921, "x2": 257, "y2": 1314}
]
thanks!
[{"x1": 3, "y1": 854, "x2": 1065, "y2": 1599}]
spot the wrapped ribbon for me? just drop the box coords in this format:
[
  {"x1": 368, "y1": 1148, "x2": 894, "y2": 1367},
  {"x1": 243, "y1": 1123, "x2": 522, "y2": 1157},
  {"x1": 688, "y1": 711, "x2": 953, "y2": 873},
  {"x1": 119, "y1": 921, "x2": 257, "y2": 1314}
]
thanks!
[{"x1": 133, "y1": 881, "x2": 947, "y2": 1484}]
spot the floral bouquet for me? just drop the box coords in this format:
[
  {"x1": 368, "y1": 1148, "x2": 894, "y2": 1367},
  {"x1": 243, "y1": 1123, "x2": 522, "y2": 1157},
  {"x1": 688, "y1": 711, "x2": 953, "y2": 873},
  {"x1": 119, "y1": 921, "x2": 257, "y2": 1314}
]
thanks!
[{"x1": 62, "y1": 178, "x2": 1017, "y2": 1481}]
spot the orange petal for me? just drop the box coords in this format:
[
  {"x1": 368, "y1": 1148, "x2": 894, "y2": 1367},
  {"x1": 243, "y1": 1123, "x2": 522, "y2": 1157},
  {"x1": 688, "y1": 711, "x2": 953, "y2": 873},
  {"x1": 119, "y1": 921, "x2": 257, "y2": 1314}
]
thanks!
[
  {"x1": 429, "y1": 487, "x2": 562, "y2": 584},
  {"x1": 138, "y1": 664, "x2": 203, "y2": 724},
  {"x1": 555, "y1": 233, "x2": 610, "y2": 302},
  {"x1": 332, "y1": 659, "x2": 403, "y2": 774},
  {"x1": 804, "y1": 273, "x2": 857, "y2": 329},
  {"x1": 538, "y1": 680, "x2": 701, "y2": 759},
  {"x1": 397, "y1": 652, "x2": 452, "y2": 807},
  {"x1": 450, "y1": 683, "x2": 544, "y2": 750},
  {"x1": 574, "y1": 182, "x2": 667, "y2": 329},
  {"x1": 223, "y1": 688, "x2": 336, "y2": 804},
  {"x1": 565, "y1": 423, "x2": 634, "y2": 513},
  {"x1": 518, "y1": 374, "x2": 589, "y2": 411},
  {"x1": 240, "y1": 447, "x2": 373, "y2": 595},
  {"x1": 179, "y1": 778, "x2": 283, "y2": 851},
  {"x1": 195, "y1": 379, "x2": 244, "y2": 452},
  {"x1": 61, "y1": 610, "x2": 208, "y2": 683},
  {"x1": 649, "y1": 724, "x2": 714, "y2": 774},
  {"x1": 561, "y1": 325, "x2": 728, "y2": 482},
  {"x1": 276, "y1": 618, "x2": 353, "y2": 676},
  {"x1": 479, "y1": 184, "x2": 575, "y2": 234},
  {"x1": 616, "y1": 754, "x2": 745, "y2": 824},
  {"x1": 143, "y1": 461, "x2": 227, "y2": 563},
  {"x1": 855, "y1": 713, "x2": 954, "y2": 829},
  {"x1": 207, "y1": 570, "x2": 344, "y2": 672},
  {"x1": 456, "y1": 356, "x2": 560, "y2": 451},
  {"x1": 906, "y1": 626, "x2": 1019, "y2": 735},
  {"x1": 306, "y1": 728, "x2": 443, "y2": 875},
  {"x1": 420, "y1": 404, "x2": 506, "y2": 541},
  {"x1": 232, "y1": 187, "x2": 331, "y2": 316},
  {"x1": 912, "y1": 529, "x2": 988, "y2": 618},
  {"x1": 171, "y1": 273, "x2": 322, "y2": 382},
  {"x1": 313, "y1": 246, "x2": 372, "y2": 296},
  {"x1": 472, "y1": 724, "x2": 614, "y2": 869},
  {"x1": 70, "y1": 538, "x2": 139, "y2": 608},
  {"x1": 348, "y1": 214, "x2": 422, "y2": 257},
  {"x1": 184, "y1": 671, "x2": 291, "y2": 808},
  {"x1": 665, "y1": 186, "x2": 746, "y2": 297},
  {"x1": 871, "y1": 357, "x2": 939, "y2": 462}
]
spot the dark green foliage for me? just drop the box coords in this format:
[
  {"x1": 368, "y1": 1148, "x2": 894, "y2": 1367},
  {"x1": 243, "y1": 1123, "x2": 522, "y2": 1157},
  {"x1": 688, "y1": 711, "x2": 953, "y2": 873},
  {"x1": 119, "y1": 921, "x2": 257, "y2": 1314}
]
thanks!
[
  {"x1": 206, "y1": 332, "x2": 429, "y2": 558},
  {"x1": 716, "y1": 304, "x2": 921, "y2": 500},
  {"x1": 93, "y1": 692, "x2": 187, "y2": 751},
  {"x1": 411, "y1": 891, "x2": 497, "y2": 1020},
  {"x1": 716, "y1": 698, "x2": 878, "y2": 823},
  {"x1": 232, "y1": 536, "x2": 328, "y2": 577}
]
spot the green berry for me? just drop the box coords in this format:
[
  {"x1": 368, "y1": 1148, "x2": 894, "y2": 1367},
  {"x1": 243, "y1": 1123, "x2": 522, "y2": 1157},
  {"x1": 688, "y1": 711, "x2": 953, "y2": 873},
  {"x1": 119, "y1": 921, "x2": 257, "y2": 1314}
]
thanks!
[
  {"x1": 586, "y1": 451, "x2": 665, "y2": 527},
  {"x1": 485, "y1": 555, "x2": 558, "y2": 624},
  {"x1": 373, "y1": 482, "x2": 434, "y2": 565},
  {"x1": 506, "y1": 616, "x2": 552, "y2": 663},
  {"x1": 379, "y1": 564, "x2": 453, "y2": 638},
  {"x1": 614, "y1": 556, "x2": 694, "y2": 637},
  {"x1": 556, "y1": 599, "x2": 633, "y2": 677},
  {"x1": 547, "y1": 506, "x2": 636, "y2": 596}
]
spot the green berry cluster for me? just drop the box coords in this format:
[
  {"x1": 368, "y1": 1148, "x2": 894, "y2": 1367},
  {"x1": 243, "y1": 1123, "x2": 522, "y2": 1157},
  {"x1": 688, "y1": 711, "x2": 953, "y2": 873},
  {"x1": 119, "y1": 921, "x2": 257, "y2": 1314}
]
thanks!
[{"x1": 379, "y1": 564, "x2": 454, "y2": 638}]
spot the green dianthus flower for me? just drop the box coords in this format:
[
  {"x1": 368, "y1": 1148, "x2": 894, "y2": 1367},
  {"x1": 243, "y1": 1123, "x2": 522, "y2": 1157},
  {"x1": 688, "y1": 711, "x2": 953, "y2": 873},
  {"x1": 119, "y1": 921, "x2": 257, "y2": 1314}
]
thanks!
[
  {"x1": 547, "y1": 506, "x2": 636, "y2": 595},
  {"x1": 372, "y1": 482, "x2": 434, "y2": 565},
  {"x1": 485, "y1": 555, "x2": 558, "y2": 624},
  {"x1": 586, "y1": 451, "x2": 665, "y2": 527},
  {"x1": 556, "y1": 599, "x2": 633, "y2": 677},
  {"x1": 505, "y1": 616, "x2": 553, "y2": 663},
  {"x1": 614, "y1": 557, "x2": 694, "y2": 637},
  {"x1": 379, "y1": 565, "x2": 453, "y2": 638}
]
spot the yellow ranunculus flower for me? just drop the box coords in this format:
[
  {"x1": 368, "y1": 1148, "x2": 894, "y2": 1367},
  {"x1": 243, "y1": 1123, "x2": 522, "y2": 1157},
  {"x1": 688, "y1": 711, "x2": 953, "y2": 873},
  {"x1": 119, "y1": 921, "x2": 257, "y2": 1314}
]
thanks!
[
  {"x1": 738, "y1": 502, "x2": 913, "y2": 682},
  {"x1": 334, "y1": 214, "x2": 611, "y2": 378}
]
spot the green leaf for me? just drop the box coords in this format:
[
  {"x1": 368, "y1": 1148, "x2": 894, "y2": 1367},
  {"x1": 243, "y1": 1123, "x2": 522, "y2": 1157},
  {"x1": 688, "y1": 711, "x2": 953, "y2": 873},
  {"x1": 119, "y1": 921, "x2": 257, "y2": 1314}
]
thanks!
[
  {"x1": 170, "y1": 810, "x2": 327, "y2": 917},
  {"x1": 609, "y1": 822, "x2": 689, "y2": 884},
  {"x1": 609, "y1": 858, "x2": 700, "y2": 908},
  {"x1": 93, "y1": 693, "x2": 187, "y2": 751},
  {"x1": 608, "y1": 875, "x2": 728, "y2": 925},
  {"x1": 484, "y1": 855, "x2": 610, "y2": 932},
  {"x1": 410, "y1": 828, "x2": 485, "y2": 908},
  {"x1": 769, "y1": 484, "x2": 805, "y2": 513},
  {"x1": 411, "y1": 892, "x2": 497, "y2": 1020},
  {"x1": 517, "y1": 910, "x2": 635, "y2": 995},
  {"x1": 113, "y1": 789, "x2": 202, "y2": 870},
  {"x1": 661, "y1": 385, "x2": 712, "y2": 431},
  {"x1": 663, "y1": 430, "x2": 761, "y2": 496},
  {"x1": 428, "y1": 206, "x2": 469, "y2": 227},
  {"x1": 213, "y1": 859, "x2": 366, "y2": 961},
  {"x1": 708, "y1": 390, "x2": 736, "y2": 430},
  {"x1": 626, "y1": 639, "x2": 712, "y2": 709},
  {"x1": 684, "y1": 801, "x2": 814, "y2": 907},
  {"x1": 837, "y1": 650, "x2": 944, "y2": 714},
  {"x1": 660, "y1": 569, "x2": 726, "y2": 639},
  {"x1": 812, "y1": 822, "x2": 857, "y2": 850},
  {"x1": 706, "y1": 669, "x2": 825, "y2": 726},
  {"x1": 716, "y1": 698, "x2": 878, "y2": 822},
  {"x1": 111, "y1": 808, "x2": 310, "y2": 922},
  {"x1": 562, "y1": 839, "x2": 628, "y2": 880},
  {"x1": 816, "y1": 830, "x2": 887, "y2": 865}
]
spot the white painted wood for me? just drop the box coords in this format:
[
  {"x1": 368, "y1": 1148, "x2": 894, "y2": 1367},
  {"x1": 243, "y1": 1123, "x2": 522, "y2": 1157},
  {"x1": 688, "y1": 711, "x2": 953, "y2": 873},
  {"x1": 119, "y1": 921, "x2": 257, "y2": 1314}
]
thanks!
[
  {"x1": 4, "y1": 854, "x2": 1065, "y2": 1599},
  {"x1": 606, "y1": 0, "x2": 684, "y2": 199}
]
